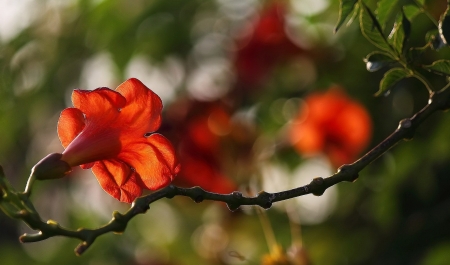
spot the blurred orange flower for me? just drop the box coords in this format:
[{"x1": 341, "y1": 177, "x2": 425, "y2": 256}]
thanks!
[
  {"x1": 57, "y1": 78, "x2": 180, "y2": 203},
  {"x1": 234, "y1": 1, "x2": 302, "y2": 87},
  {"x1": 289, "y1": 88, "x2": 372, "y2": 167}
]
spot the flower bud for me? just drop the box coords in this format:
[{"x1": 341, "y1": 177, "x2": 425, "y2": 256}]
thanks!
[{"x1": 32, "y1": 153, "x2": 72, "y2": 180}]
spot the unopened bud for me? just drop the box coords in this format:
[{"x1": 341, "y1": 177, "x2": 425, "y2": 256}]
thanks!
[{"x1": 32, "y1": 153, "x2": 72, "y2": 180}]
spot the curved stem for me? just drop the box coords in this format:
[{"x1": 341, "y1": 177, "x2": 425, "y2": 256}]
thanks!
[
  {"x1": 397, "y1": 55, "x2": 434, "y2": 95},
  {"x1": 23, "y1": 173, "x2": 36, "y2": 197},
  {"x1": 412, "y1": 70, "x2": 434, "y2": 94}
]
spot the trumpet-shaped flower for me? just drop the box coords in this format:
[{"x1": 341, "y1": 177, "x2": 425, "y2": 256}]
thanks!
[{"x1": 57, "y1": 78, "x2": 180, "y2": 203}]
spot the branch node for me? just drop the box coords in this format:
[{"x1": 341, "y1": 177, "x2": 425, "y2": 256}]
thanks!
[
  {"x1": 399, "y1": 118, "x2": 412, "y2": 129},
  {"x1": 194, "y1": 195, "x2": 204, "y2": 203},
  {"x1": 225, "y1": 191, "x2": 244, "y2": 212},
  {"x1": 398, "y1": 118, "x2": 415, "y2": 140},
  {"x1": 131, "y1": 202, "x2": 149, "y2": 215},
  {"x1": 16, "y1": 209, "x2": 28, "y2": 218},
  {"x1": 112, "y1": 211, "x2": 124, "y2": 222},
  {"x1": 226, "y1": 203, "x2": 240, "y2": 212},
  {"x1": 337, "y1": 165, "x2": 359, "y2": 182},
  {"x1": 257, "y1": 191, "x2": 273, "y2": 209},
  {"x1": 191, "y1": 186, "x2": 206, "y2": 203},
  {"x1": 165, "y1": 185, "x2": 177, "y2": 199},
  {"x1": 46, "y1": 219, "x2": 60, "y2": 230},
  {"x1": 309, "y1": 177, "x2": 326, "y2": 196},
  {"x1": 231, "y1": 191, "x2": 243, "y2": 199}
]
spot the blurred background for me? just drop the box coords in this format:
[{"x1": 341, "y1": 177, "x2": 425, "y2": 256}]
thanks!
[{"x1": 1, "y1": 0, "x2": 450, "y2": 264}]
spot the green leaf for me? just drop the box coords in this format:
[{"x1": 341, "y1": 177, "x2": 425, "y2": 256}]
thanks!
[
  {"x1": 423, "y1": 60, "x2": 450, "y2": 76},
  {"x1": 388, "y1": 10, "x2": 411, "y2": 54},
  {"x1": 426, "y1": 29, "x2": 446, "y2": 50},
  {"x1": 335, "y1": 0, "x2": 358, "y2": 32},
  {"x1": 414, "y1": 0, "x2": 426, "y2": 5},
  {"x1": 345, "y1": 3, "x2": 361, "y2": 28},
  {"x1": 364, "y1": 51, "x2": 395, "y2": 72},
  {"x1": 376, "y1": 68, "x2": 411, "y2": 96},
  {"x1": 376, "y1": 0, "x2": 423, "y2": 27},
  {"x1": 360, "y1": 3, "x2": 393, "y2": 53},
  {"x1": 403, "y1": 4, "x2": 422, "y2": 21},
  {"x1": 376, "y1": 0, "x2": 402, "y2": 28},
  {"x1": 407, "y1": 45, "x2": 428, "y2": 62},
  {"x1": 439, "y1": 3, "x2": 450, "y2": 45}
]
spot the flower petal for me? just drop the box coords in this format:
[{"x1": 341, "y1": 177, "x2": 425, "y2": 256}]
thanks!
[
  {"x1": 115, "y1": 78, "x2": 163, "y2": 135},
  {"x1": 72, "y1": 88, "x2": 126, "y2": 120},
  {"x1": 118, "y1": 133, "x2": 180, "y2": 190},
  {"x1": 62, "y1": 89, "x2": 124, "y2": 167},
  {"x1": 92, "y1": 159, "x2": 143, "y2": 203},
  {"x1": 58, "y1": 108, "x2": 85, "y2": 148},
  {"x1": 80, "y1": 162, "x2": 95, "y2": 169}
]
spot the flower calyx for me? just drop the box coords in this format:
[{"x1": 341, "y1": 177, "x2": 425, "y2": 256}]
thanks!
[{"x1": 32, "y1": 153, "x2": 72, "y2": 180}]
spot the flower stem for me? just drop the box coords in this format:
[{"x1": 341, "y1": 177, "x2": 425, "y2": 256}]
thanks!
[{"x1": 23, "y1": 173, "x2": 36, "y2": 197}]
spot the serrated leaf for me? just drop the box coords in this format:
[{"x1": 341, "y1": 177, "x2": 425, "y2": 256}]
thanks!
[
  {"x1": 360, "y1": 4, "x2": 393, "y2": 53},
  {"x1": 439, "y1": 4, "x2": 450, "y2": 45},
  {"x1": 376, "y1": 68, "x2": 411, "y2": 96},
  {"x1": 335, "y1": 0, "x2": 358, "y2": 33},
  {"x1": 364, "y1": 51, "x2": 395, "y2": 72},
  {"x1": 388, "y1": 11, "x2": 411, "y2": 54},
  {"x1": 423, "y1": 60, "x2": 450, "y2": 75}
]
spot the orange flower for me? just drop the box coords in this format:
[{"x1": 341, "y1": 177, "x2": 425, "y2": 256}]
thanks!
[
  {"x1": 289, "y1": 88, "x2": 372, "y2": 167},
  {"x1": 57, "y1": 78, "x2": 180, "y2": 203}
]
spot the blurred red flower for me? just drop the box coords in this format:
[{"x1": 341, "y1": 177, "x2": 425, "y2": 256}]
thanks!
[
  {"x1": 234, "y1": 2, "x2": 302, "y2": 87},
  {"x1": 57, "y1": 78, "x2": 180, "y2": 203},
  {"x1": 166, "y1": 100, "x2": 238, "y2": 194},
  {"x1": 289, "y1": 88, "x2": 372, "y2": 167}
]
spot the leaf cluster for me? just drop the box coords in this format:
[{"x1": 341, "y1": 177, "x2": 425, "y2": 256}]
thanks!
[{"x1": 336, "y1": 0, "x2": 450, "y2": 96}]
